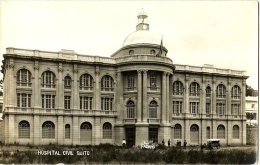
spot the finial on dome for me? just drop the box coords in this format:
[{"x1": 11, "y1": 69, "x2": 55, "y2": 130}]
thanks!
[{"x1": 136, "y1": 9, "x2": 149, "y2": 31}]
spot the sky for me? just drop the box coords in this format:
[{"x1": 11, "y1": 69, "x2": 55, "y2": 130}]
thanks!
[{"x1": 0, "y1": 0, "x2": 258, "y2": 89}]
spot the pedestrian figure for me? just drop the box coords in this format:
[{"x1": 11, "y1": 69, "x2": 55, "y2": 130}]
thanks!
[
  {"x1": 183, "y1": 140, "x2": 187, "y2": 149},
  {"x1": 162, "y1": 139, "x2": 165, "y2": 146},
  {"x1": 168, "y1": 139, "x2": 171, "y2": 147},
  {"x1": 122, "y1": 139, "x2": 126, "y2": 148}
]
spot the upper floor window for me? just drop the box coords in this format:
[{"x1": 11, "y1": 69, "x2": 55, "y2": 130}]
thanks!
[
  {"x1": 80, "y1": 96, "x2": 93, "y2": 110},
  {"x1": 101, "y1": 97, "x2": 113, "y2": 111},
  {"x1": 190, "y1": 82, "x2": 200, "y2": 96},
  {"x1": 231, "y1": 85, "x2": 241, "y2": 99},
  {"x1": 64, "y1": 76, "x2": 72, "y2": 89},
  {"x1": 127, "y1": 75, "x2": 135, "y2": 90},
  {"x1": 173, "y1": 81, "x2": 184, "y2": 95},
  {"x1": 17, "y1": 69, "x2": 32, "y2": 87},
  {"x1": 173, "y1": 101, "x2": 182, "y2": 114},
  {"x1": 42, "y1": 95, "x2": 55, "y2": 109},
  {"x1": 126, "y1": 100, "x2": 135, "y2": 119},
  {"x1": 17, "y1": 93, "x2": 31, "y2": 108},
  {"x1": 206, "y1": 86, "x2": 211, "y2": 97},
  {"x1": 41, "y1": 71, "x2": 56, "y2": 88},
  {"x1": 206, "y1": 103, "x2": 211, "y2": 115},
  {"x1": 150, "y1": 73, "x2": 157, "y2": 90},
  {"x1": 190, "y1": 102, "x2": 199, "y2": 114},
  {"x1": 79, "y1": 74, "x2": 93, "y2": 90},
  {"x1": 149, "y1": 100, "x2": 157, "y2": 118},
  {"x1": 216, "y1": 84, "x2": 226, "y2": 98},
  {"x1": 101, "y1": 75, "x2": 114, "y2": 91},
  {"x1": 231, "y1": 103, "x2": 240, "y2": 115},
  {"x1": 64, "y1": 96, "x2": 71, "y2": 110},
  {"x1": 216, "y1": 102, "x2": 225, "y2": 115},
  {"x1": 129, "y1": 50, "x2": 134, "y2": 55}
]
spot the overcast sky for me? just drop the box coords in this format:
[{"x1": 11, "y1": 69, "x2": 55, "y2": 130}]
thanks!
[{"x1": 0, "y1": 0, "x2": 258, "y2": 89}]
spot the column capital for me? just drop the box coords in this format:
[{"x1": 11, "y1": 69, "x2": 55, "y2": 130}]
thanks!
[
  {"x1": 142, "y1": 70, "x2": 148, "y2": 74},
  {"x1": 58, "y1": 63, "x2": 63, "y2": 72},
  {"x1": 137, "y1": 70, "x2": 142, "y2": 74}
]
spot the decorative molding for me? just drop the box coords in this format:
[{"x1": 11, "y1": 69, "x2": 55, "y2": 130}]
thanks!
[{"x1": 58, "y1": 63, "x2": 63, "y2": 72}]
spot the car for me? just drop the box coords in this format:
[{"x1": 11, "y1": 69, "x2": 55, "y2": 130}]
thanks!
[{"x1": 206, "y1": 139, "x2": 220, "y2": 149}]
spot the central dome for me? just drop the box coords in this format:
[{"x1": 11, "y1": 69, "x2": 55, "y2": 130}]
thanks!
[{"x1": 122, "y1": 30, "x2": 161, "y2": 47}]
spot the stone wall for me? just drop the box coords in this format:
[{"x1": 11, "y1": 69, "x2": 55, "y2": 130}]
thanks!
[{"x1": 246, "y1": 125, "x2": 258, "y2": 145}]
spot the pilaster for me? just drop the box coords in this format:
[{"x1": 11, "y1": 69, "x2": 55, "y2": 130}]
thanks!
[
  {"x1": 73, "y1": 64, "x2": 79, "y2": 109},
  {"x1": 72, "y1": 116, "x2": 79, "y2": 145},
  {"x1": 58, "y1": 63, "x2": 64, "y2": 109},
  {"x1": 115, "y1": 71, "x2": 123, "y2": 123},
  {"x1": 33, "y1": 115, "x2": 40, "y2": 145},
  {"x1": 33, "y1": 61, "x2": 40, "y2": 108},
  {"x1": 57, "y1": 116, "x2": 64, "y2": 144},
  {"x1": 94, "y1": 66, "x2": 100, "y2": 110},
  {"x1": 184, "y1": 74, "x2": 190, "y2": 115},
  {"x1": 142, "y1": 70, "x2": 148, "y2": 122},
  {"x1": 161, "y1": 72, "x2": 167, "y2": 123},
  {"x1": 137, "y1": 70, "x2": 142, "y2": 122}
]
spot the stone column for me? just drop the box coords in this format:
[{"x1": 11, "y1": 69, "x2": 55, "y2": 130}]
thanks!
[
  {"x1": 8, "y1": 59, "x2": 15, "y2": 107},
  {"x1": 33, "y1": 61, "x2": 40, "y2": 108},
  {"x1": 142, "y1": 70, "x2": 148, "y2": 122},
  {"x1": 166, "y1": 73, "x2": 170, "y2": 122},
  {"x1": 33, "y1": 115, "x2": 40, "y2": 145},
  {"x1": 57, "y1": 116, "x2": 64, "y2": 144},
  {"x1": 161, "y1": 72, "x2": 167, "y2": 123},
  {"x1": 73, "y1": 64, "x2": 79, "y2": 110},
  {"x1": 211, "y1": 77, "x2": 216, "y2": 139},
  {"x1": 137, "y1": 70, "x2": 142, "y2": 123},
  {"x1": 201, "y1": 76, "x2": 206, "y2": 116},
  {"x1": 93, "y1": 117, "x2": 101, "y2": 145},
  {"x1": 8, "y1": 115, "x2": 15, "y2": 144},
  {"x1": 94, "y1": 66, "x2": 100, "y2": 110},
  {"x1": 72, "y1": 116, "x2": 79, "y2": 145},
  {"x1": 58, "y1": 63, "x2": 64, "y2": 109}
]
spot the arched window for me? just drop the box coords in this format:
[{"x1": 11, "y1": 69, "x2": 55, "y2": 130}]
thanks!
[
  {"x1": 173, "y1": 81, "x2": 184, "y2": 95},
  {"x1": 42, "y1": 121, "x2": 55, "y2": 139},
  {"x1": 190, "y1": 82, "x2": 200, "y2": 96},
  {"x1": 103, "y1": 122, "x2": 112, "y2": 139},
  {"x1": 149, "y1": 100, "x2": 157, "y2": 118},
  {"x1": 126, "y1": 100, "x2": 135, "y2": 118},
  {"x1": 206, "y1": 86, "x2": 211, "y2": 97},
  {"x1": 174, "y1": 124, "x2": 182, "y2": 139},
  {"x1": 64, "y1": 76, "x2": 72, "y2": 89},
  {"x1": 65, "y1": 124, "x2": 70, "y2": 139},
  {"x1": 190, "y1": 124, "x2": 199, "y2": 144},
  {"x1": 80, "y1": 122, "x2": 92, "y2": 142},
  {"x1": 42, "y1": 71, "x2": 56, "y2": 88},
  {"x1": 150, "y1": 49, "x2": 155, "y2": 55},
  {"x1": 17, "y1": 69, "x2": 32, "y2": 87},
  {"x1": 232, "y1": 85, "x2": 241, "y2": 99},
  {"x1": 217, "y1": 125, "x2": 225, "y2": 139},
  {"x1": 19, "y1": 120, "x2": 30, "y2": 138},
  {"x1": 233, "y1": 125, "x2": 239, "y2": 139},
  {"x1": 101, "y1": 75, "x2": 114, "y2": 91},
  {"x1": 79, "y1": 74, "x2": 93, "y2": 90},
  {"x1": 216, "y1": 84, "x2": 226, "y2": 98}
]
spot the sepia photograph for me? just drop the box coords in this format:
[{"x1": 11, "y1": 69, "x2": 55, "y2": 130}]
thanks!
[{"x1": 0, "y1": 0, "x2": 258, "y2": 164}]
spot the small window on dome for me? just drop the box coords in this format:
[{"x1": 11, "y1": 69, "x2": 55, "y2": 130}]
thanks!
[
  {"x1": 129, "y1": 50, "x2": 134, "y2": 55},
  {"x1": 150, "y1": 49, "x2": 155, "y2": 55}
]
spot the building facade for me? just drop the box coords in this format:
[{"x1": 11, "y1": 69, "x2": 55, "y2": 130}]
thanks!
[
  {"x1": 245, "y1": 96, "x2": 258, "y2": 126},
  {"x1": 2, "y1": 11, "x2": 248, "y2": 146}
]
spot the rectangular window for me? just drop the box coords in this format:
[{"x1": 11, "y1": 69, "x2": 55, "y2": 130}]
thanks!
[
  {"x1": 206, "y1": 103, "x2": 211, "y2": 115},
  {"x1": 216, "y1": 103, "x2": 225, "y2": 115},
  {"x1": 150, "y1": 74, "x2": 157, "y2": 90},
  {"x1": 17, "y1": 93, "x2": 31, "y2": 108},
  {"x1": 127, "y1": 75, "x2": 135, "y2": 90},
  {"x1": 173, "y1": 101, "x2": 182, "y2": 114},
  {"x1": 64, "y1": 96, "x2": 71, "y2": 110},
  {"x1": 231, "y1": 104, "x2": 240, "y2": 115},
  {"x1": 101, "y1": 97, "x2": 113, "y2": 111},
  {"x1": 190, "y1": 102, "x2": 199, "y2": 114},
  {"x1": 42, "y1": 95, "x2": 55, "y2": 109},
  {"x1": 80, "y1": 96, "x2": 93, "y2": 110}
]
